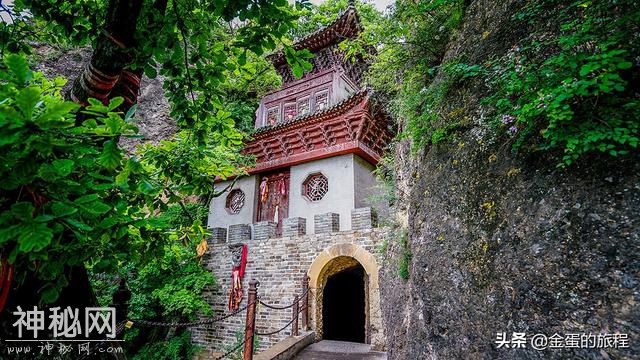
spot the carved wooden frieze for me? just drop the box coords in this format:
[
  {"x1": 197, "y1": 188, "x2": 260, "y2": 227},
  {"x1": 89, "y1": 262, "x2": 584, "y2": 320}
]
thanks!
[
  {"x1": 297, "y1": 130, "x2": 314, "y2": 152},
  {"x1": 262, "y1": 71, "x2": 334, "y2": 104},
  {"x1": 243, "y1": 92, "x2": 391, "y2": 173},
  {"x1": 278, "y1": 136, "x2": 293, "y2": 157}
]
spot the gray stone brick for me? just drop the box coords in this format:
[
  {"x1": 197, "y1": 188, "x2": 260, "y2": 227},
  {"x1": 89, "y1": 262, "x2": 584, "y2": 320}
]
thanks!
[
  {"x1": 207, "y1": 227, "x2": 227, "y2": 244},
  {"x1": 254, "y1": 221, "x2": 277, "y2": 241},
  {"x1": 283, "y1": 217, "x2": 307, "y2": 237},
  {"x1": 228, "y1": 224, "x2": 251, "y2": 243},
  {"x1": 314, "y1": 212, "x2": 339, "y2": 234},
  {"x1": 194, "y1": 223, "x2": 391, "y2": 353},
  {"x1": 351, "y1": 207, "x2": 378, "y2": 230}
]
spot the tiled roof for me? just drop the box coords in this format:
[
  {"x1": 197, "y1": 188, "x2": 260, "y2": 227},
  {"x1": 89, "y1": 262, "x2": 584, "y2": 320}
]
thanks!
[
  {"x1": 252, "y1": 90, "x2": 368, "y2": 137},
  {"x1": 267, "y1": 4, "x2": 362, "y2": 67}
]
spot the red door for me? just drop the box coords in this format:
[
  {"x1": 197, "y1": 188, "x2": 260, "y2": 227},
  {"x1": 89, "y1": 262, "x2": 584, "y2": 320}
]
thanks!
[{"x1": 256, "y1": 169, "x2": 290, "y2": 235}]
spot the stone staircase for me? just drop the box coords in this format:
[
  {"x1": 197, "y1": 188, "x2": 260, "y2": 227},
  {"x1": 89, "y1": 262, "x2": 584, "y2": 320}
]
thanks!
[{"x1": 292, "y1": 340, "x2": 387, "y2": 360}]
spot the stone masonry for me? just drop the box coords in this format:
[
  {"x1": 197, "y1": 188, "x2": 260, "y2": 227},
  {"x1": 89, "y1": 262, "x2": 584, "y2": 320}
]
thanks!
[
  {"x1": 313, "y1": 212, "x2": 340, "y2": 234},
  {"x1": 283, "y1": 217, "x2": 307, "y2": 237},
  {"x1": 192, "y1": 208, "x2": 389, "y2": 355},
  {"x1": 351, "y1": 207, "x2": 378, "y2": 230},
  {"x1": 208, "y1": 227, "x2": 227, "y2": 244},
  {"x1": 228, "y1": 224, "x2": 251, "y2": 243},
  {"x1": 254, "y1": 221, "x2": 277, "y2": 241}
]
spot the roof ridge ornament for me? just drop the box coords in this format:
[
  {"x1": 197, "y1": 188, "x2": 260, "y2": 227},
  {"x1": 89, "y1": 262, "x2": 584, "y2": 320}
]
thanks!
[{"x1": 266, "y1": 2, "x2": 362, "y2": 67}]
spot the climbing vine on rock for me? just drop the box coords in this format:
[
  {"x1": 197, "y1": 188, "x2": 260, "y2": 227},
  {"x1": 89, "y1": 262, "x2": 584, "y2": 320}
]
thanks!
[
  {"x1": 485, "y1": 0, "x2": 640, "y2": 166},
  {"x1": 366, "y1": 0, "x2": 639, "y2": 166}
]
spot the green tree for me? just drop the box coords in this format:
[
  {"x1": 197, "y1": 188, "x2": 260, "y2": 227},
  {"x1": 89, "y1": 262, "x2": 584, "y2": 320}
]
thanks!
[{"x1": 0, "y1": 0, "x2": 313, "y2": 349}]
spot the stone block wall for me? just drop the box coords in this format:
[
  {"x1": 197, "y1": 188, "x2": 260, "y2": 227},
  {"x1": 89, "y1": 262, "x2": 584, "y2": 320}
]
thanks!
[
  {"x1": 351, "y1": 207, "x2": 378, "y2": 230},
  {"x1": 314, "y1": 212, "x2": 340, "y2": 233},
  {"x1": 192, "y1": 220, "x2": 389, "y2": 355},
  {"x1": 283, "y1": 217, "x2": 306, "y2": 237},
  {"x1": 254, "y1": 221, "x2": 277, "y2": 241},
  {"x1": 208, "y1": 227, "x2": 227, "y2": 244},
  {"x1": 228, "y1": 224, "x2": 251, "y2": 243}
]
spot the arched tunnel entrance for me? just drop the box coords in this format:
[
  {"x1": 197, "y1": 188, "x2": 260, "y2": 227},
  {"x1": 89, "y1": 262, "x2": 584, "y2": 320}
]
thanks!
[
  {"x1": 309, "y1": 244, "x2": 385, "y2": 349},
  {"x1": 322, "y1": 262, "x2": 366, "y2": 343}
]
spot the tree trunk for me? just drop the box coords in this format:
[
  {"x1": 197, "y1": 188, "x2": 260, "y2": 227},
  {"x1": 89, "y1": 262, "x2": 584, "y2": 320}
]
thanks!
[{"x1": 70, "y1": 0, "x2": 144, "y2": 106}]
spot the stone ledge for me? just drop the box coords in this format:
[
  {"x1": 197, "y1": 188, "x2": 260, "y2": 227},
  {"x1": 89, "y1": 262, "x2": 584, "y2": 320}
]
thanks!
[
  {"x1": 254, "y1": 331, "x2": 315, "y2": 360},
  {"x1": 206, "y1": 227, "x2": 392, "y2": 251}
]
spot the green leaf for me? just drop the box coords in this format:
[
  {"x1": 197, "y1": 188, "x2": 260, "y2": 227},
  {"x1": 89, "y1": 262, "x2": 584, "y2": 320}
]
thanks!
[
  {"x1": 617, "y1": 61, "x2": 632, "y2": 70},
  {"x1": 99, "y1": 140, "x2": 122, "y2": 170},
  {"x1": 115, "y1": 168, "x2": 131, "y2": 186},
  {"x1": 137, "y1": 179, "x2": 157, "y2": 195},
  {"x1": 144, "y1": 65, "x2": 158, "y2": 78},
  {"x1": 64, "y1": 218, "x2": 93, "y2": 231},
  {"x1": 34, "y1": 215, "x2": 55, "y2": 223},
  {"x1": 40, "y1": 285, "x2": 60, "y2": 304},
  {"x1": 18, "y1": 222, "x2": 53, "y2": 252},
  {"x1": 38, "y1": 164, "x2": 60, "y2": 181},
  {"x1": 11, "y1": 202, "x2": 34, "y2": 221},
  {"x1": 52, "y1": 159, "x2": 75, "y2": 177},
  {"x1": 5, "y1": 54, "x2": 32, "y2": 84},
  {"x1": 291, "y1": 63, "x2": 303, "y2": 78},
  {"x1": 108, "y1": 97, "x2": 124, "y2": 111},
  {"x1": 98, "y1": 215, "x2": 119, "y2": 229},
  {"x1": 0, "y1": 224, "x2": 21, "y2": 245},
  {"x1": 79, "y1": 201, "x2": 111, "y2": 216},
  {"x1": 125, "y1": 104, "x2": 138, "y2": 122},
  {"x1": 16, "y1": 86, "x2": 42, "y2": 121},
  {"x1": 51, "y1": 201, "x2": 78, "y2": 217},
  {"x1": 74, "y1": 194, "x2": 99, "y2": 204},
  {"x1": 37, "y1": 101, "x2": 79, "y2": 123}
]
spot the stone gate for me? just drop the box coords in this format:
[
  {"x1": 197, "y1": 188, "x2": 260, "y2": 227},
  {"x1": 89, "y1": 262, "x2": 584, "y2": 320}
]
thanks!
[{"x1": 192, "y1": 209, "x2": 389, "y2": 354}]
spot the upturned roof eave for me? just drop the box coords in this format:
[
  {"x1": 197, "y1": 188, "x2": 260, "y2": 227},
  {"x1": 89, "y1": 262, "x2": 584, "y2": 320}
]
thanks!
[{"x1": 266, "y1": 4, "x2": 362, "y2": 67}]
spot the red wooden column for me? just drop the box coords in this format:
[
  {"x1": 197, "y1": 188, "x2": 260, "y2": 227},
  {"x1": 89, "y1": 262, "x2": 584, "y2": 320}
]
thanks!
[{"x1": 243, "y1": 279, "x2": 259, "y2": 360}]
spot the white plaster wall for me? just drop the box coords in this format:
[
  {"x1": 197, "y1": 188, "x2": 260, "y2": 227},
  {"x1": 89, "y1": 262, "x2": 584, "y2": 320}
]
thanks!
[
  {"x1": 289, "y1": 154, "x2": 356, "y2": 232},
  {"x1": 354, "y1": 155, "x2": 390, "y2": 219},
  {"x1": 207, "y1": 175, "x2": 257, "y2": 230}
]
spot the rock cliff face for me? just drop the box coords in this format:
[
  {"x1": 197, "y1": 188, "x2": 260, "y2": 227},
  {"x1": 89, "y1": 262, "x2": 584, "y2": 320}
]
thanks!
[
  {"x1": 379, "y1": 1, "x2": 639, "y2": 359},
  {"x1": 33, "y1": 44, "x2": 176, "y2": 152}
]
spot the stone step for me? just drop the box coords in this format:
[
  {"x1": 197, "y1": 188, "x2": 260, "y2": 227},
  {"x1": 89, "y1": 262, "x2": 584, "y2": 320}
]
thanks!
[{"x1": 293, "y1": 340, "x2": 387, "y2": 360}]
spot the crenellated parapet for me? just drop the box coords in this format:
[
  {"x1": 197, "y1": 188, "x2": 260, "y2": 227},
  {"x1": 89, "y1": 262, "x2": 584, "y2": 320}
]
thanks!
[{"x1": 208, "y1": 207, "x2": 379, "y2": 243}]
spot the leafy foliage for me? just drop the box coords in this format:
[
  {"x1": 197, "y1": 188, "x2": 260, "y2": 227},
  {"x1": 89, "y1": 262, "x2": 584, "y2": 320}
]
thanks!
[
  {"x1": 91, "y1": 202, "x2": 215, "y2": 358},
  {"x1": 0, "y1": 56, "x2": 164, "y2": 301},
  {"x1": 363, "y1": 0, "x2": 467, "y2": 150},
  {"x1": 0, "y1": 0, "x2": 309, "y2": 306},
  {"x1": 485, "y1": 0, "x2": 640, "y2": 166},
  {"x1": 367, "y1": 0, "x2": 639, "y2": 166}
]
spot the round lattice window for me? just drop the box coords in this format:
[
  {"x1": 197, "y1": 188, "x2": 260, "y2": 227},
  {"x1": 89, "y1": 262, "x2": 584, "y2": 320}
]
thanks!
[
  {"x1": 225, "y1": 189, "x2": 245, "y2": 214},
  {"x1": 303, "y1": 173, "x2": 328, "y2": 202}
]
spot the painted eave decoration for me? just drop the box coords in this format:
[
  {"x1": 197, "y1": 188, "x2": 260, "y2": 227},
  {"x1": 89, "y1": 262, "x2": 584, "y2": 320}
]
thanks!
[{"x1": 242, "y1": 90, "x2": 393, "y2": 174}]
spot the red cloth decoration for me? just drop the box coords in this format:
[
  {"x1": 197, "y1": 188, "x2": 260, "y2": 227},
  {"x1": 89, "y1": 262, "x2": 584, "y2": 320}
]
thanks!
[
  {"x1": 260, "y1": 178, "x2": 269, "y2": 204},
  {"x1": 278, "y1": 178, "x2": 287, "y2": 196},
  {"x1": 228, "y1": 244, "x2": 248, "y2": 311}
]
